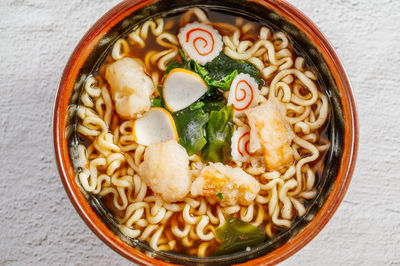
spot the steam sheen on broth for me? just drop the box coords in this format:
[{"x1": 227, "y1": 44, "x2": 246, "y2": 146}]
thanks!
[{"x1": 75, "y1": 8, "x2": 330, "y2": 257}]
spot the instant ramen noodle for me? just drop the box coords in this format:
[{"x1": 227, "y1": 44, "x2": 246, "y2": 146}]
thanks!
[{"x1": 75, "y1": 7, "x2": 330, "y2": 257}]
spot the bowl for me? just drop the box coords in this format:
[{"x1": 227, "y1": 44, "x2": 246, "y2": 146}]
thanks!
[{"x1": 53, "y1": 0, "x2": 359, "y2": 264}]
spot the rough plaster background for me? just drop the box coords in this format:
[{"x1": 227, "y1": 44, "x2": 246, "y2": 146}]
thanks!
[{"x1": 0, "y1": 0, "x2": 399, "y2": 265}]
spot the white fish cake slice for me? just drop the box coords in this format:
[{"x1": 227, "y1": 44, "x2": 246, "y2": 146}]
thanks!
[
  {"x1": 163, "y1": 68, "x2": 208, "y2": 112},
  {"x1": 231, "y1": 126, "x2": 252, "y2": 162},
  {"x1": 178, "y1": 22, "x2": 223, "y2": 65},
  {"x1": 227, "y1": 73, "x2": 260, "y2": 117},
  {"x1": 133, "y1": 107, "x2": 178, "y2": 146}
]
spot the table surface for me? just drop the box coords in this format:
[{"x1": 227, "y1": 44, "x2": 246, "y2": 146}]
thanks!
[{"x1": 1, "y1": 0, "x2": 399, "y2": 265}]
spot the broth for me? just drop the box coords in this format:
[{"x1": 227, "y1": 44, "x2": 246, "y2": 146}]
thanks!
[{"x1": 76, "y1": 7, "x2": 331, "y2": 257}]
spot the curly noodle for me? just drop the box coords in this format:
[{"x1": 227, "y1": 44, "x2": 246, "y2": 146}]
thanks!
[{"x1": 75, "y1": 8, "x2": 330, "y2": 255}]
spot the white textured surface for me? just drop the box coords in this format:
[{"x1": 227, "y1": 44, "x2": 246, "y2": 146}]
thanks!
[{"x1": 0, "y1": 0, "x2": 399, "y2": 265}]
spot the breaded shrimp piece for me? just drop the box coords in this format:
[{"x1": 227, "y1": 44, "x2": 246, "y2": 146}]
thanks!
[
  {"x1": 139, "y1": 140, "x2": 190, "y2": 202},
  {"x1": 191, "y1": 163, "x2": 260, "y2": 206},
  {"x1": 245, "y1": 100, "x2": 294, "y2": 171},
  {"x1": 105, "y1": 57, "x2": 154, "y2": 119}
]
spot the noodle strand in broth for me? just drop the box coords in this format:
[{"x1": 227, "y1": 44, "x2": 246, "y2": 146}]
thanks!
[{"x1": 75, "y1": 7, "x2": 330, "y2": 257}]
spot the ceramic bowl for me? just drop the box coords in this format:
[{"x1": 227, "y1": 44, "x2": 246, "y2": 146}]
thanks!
[{"x1": 53, "y1": 0, "x2": 358, "y2": 264}]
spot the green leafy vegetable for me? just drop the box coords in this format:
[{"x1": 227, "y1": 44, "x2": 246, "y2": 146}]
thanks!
[
  {"x1": 164, "y1": 53, "x2": 193, "y2": 76},
  {"x1": 201, "y1": 106, "x2": 234, "y2": 164},
  {"x1": 161, "y1": 51, "x2": 260, "y2": 162},
  {"x1": 173, "y1": 107, "x2": 209, "y2": 156},
  {"x1": 214, "y1": 216, "x2": 266, "y2": 256},
  {"x1": 164, "y1": 61, "x2": 182, "y2": 75},
  {"x1": 170, "y1": 93, "x2": 227, "y2": 159},
  {"x1": 216, "y1": 193, "x2": 223, "y2": 200},
  {"x1": 154, "y1": 85, "x2": 166, "y2": 108},
  {"x1": 205, "y1": 52, "x2": 263, "y2": 86},
  {"x1": 190, "y1": 101, "x2": 205, "y2": 111},
  {"x1": 151, "y1": 98, "x2": 162, "y2": 107},
  {"x1": 202, "y1": 93, "x2": 226, "y2": 113},
  {"x1": 179, "y1": 49, "x2": 187, "y2": 61},
  {"x1": 192, "y1": 59, "x2": 237, "y2": 91},
  {"x1": 166, "y1": 50, "x2": 238, "y2": 92},
  {"x1": 209, "y1": 69, "x2": 238, "y2": 91},
  {"x1": 192, "y1": 59, "x2": 209, "y2": 80}
]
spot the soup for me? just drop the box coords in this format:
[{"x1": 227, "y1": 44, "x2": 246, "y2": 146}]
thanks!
[{"x1": 75, "y1": 7, "x2": 330, "y2": 258}]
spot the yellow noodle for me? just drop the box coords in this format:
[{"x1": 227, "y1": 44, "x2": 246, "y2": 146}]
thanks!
[{"x1": 75, "y1": 8, "x2": 330, "y2": 255}]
